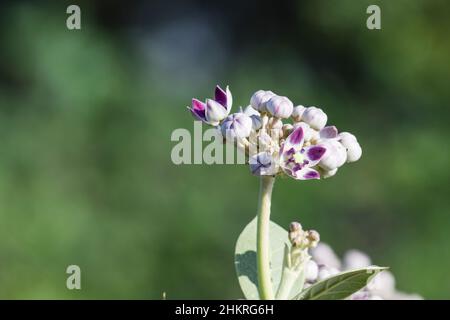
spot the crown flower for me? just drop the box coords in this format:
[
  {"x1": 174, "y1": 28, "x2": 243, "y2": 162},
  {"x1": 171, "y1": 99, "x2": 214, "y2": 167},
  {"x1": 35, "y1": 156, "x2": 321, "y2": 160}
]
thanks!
[{"x1": 182, "y1": 86, "x2": 387, "y2": 301}]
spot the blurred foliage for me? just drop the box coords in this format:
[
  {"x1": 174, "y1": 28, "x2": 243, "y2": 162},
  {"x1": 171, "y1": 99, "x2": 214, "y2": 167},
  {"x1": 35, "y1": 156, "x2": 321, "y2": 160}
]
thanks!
[{"x1": 0, "y1": 0, "x2": 449, "y2": 299}]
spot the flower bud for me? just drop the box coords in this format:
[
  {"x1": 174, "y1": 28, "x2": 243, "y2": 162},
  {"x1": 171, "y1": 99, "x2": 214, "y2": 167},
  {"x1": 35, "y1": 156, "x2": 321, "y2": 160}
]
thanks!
[
  {"x1": 367, "y1": 271, "x2": 396, "y2": 297},
  {"x1": 250, "y1": 90, "x2": 275, "y2": 112},
  {"x1": 291, "y1": 105, "x2": 306, "y2": 122},
  {"x1": 205, "y1": 99, "x2": 229, "y2": 126},
  {"x1": 310, "y1": 243, "x2": 342, "y2": 269},
  {"x1": 244, "y1": 105, "x2": 262, "y2": 130},
  {"x1": 346, "y1": 144, "x2": 362, "y2": 162},
  {"x1": 319, "y1": 139, "x2": 347, "y2": 171},
  {"x1": 306, "y1": 230, "x2": 320, "y2": 248},
  {"x1": 289, "y1": 222, "x2": 302, "y2": 232},
  {"x1": 220, "y1": 112, "x2": 253, "y2": 140},
  {"x1": 339, "y1": 132, "x2": 362, "y2": 163},
  {"x1": 305, "y1": 260, "x2": 319, "y2": 282},
  {"x1": 338, "y1": 132, "x2": 357, "y2": 145},
  {"x1": 302, "y1": 106, "x2": 327, "y2": 130},
  {"x1": 318, "y1": 266, "x2": 339, "y2": 281},
  {"x1": 266, "y1": 96, "x2": 294, "y2": 118},
  {"x1": 343, "y1": 250, "x2": 371, "y2": 270}
]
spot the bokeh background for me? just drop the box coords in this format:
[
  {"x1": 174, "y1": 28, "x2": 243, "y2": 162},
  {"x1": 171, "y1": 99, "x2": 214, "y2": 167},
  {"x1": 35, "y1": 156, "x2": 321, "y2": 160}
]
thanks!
[{"x1": 0, "y1": 0, "x2": 449, "y2": 299}]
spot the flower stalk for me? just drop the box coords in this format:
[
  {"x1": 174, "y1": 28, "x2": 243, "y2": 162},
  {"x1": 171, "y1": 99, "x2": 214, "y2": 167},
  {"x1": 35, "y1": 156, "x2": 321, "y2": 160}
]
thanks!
[{"x1": 256, "y1": 175, "x2": 275, "y2": 300}]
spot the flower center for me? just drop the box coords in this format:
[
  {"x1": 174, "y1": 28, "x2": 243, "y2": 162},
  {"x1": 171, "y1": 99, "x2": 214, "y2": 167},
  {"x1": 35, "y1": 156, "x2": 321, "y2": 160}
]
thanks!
[{"x1": 293, "y1": 153, "x2": 304, "y2": 164}]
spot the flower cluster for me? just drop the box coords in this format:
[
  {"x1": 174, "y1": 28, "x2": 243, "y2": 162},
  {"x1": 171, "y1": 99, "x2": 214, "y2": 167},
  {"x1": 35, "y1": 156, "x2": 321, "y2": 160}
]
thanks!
[
  {"x1": 306, "y1": 243, "x2": 423, "y2": 300},
  {"x1": 188, "y1": 85, "x2": 362, "y2": 180}
]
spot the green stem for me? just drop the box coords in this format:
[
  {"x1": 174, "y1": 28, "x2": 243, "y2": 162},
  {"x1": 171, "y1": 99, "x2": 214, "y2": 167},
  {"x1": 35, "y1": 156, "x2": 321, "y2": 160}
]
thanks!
[
  {"x1": 276, "y1": 268, "x2": 299, "y2": 300},
  {"x1": 256, "y1": 176, "x2": 275, "y2": 300}
]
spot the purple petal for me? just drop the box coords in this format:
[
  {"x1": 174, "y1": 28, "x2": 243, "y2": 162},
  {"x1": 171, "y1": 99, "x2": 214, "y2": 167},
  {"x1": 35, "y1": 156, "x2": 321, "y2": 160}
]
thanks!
[
  {"x1": 190, "y1": 99, "x2": 206, "y2": 120},
  {"x1": 214, "y1": 85, "x2": 228, "y2": 108},
  {"x1": 297, "y1": 169, "x2": 320, "y2": 180},
  {"x1": 320, "y1": 126, "x2": 338, "y2": 139},
  {"x1": 306, "y1": 146, "x2": 326, "y2": 161},
  {"x1": 288, "y1": 127, "x2": 304, "y2": 145}
]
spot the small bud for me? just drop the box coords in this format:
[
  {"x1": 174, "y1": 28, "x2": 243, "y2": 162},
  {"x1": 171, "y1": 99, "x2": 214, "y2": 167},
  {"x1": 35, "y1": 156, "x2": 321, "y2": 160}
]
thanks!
[
  {"x1": 250, "y1": 90, "x2": 275, "y2": 112},
  {"x1": 289, "y1": 222, "x2": 302, "y2": 232},
  {"x1": 266, "y1": 96, "x2": 294, "y2": 118},
  {"x1": 291, "y1": 105, "x2": 306, "y2": 122},
  {"x1": 302, "y1": 106, "x2": 327, "y2": 130},
  {"x1": 307, "y1": 230, "x2": 320, "y2": 247}
]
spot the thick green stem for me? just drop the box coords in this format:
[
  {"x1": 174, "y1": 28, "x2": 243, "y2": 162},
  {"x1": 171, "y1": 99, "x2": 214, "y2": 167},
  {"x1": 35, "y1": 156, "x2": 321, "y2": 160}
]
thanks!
[{"x1": 256, "y1": 176, "x2": 275, "y2": 300}]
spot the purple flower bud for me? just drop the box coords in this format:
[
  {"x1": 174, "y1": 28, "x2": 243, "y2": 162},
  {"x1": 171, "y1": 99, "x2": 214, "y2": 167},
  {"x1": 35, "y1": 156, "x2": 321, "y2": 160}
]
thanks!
[
  {"x1": 302, "y1": 107, "x2": 327, "y2": 130},
  {"x1": 266, "y1": 96, "x2": 294, "y2": 118},
  {"x1": 188, "y1": 99, "x2": 207, "y2": 122},
  {"x1": 220, "y1": 112, "x2": 253, "y2": 140},
  {"x1": 215, "y1": 85, "x2": 233, "y2": 111},
  {"x1": 250, "y1": 90, "x2": 275, "y2": 112}
]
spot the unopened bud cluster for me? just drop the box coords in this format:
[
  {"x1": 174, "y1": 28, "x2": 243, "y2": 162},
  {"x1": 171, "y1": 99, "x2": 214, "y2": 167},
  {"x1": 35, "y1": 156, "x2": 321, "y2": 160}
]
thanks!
[
  {"x1": 188, "y1": 86, "x2": 362, "y2": 180},
  {"x1": 284, "y1": 221, "x2": 321, "y2": 273},
  {"x1": 288, "y1": 222, "x2": 320, "y2": 249}
]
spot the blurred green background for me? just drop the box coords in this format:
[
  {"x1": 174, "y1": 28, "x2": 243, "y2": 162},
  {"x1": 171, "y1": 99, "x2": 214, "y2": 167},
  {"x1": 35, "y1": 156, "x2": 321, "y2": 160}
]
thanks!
[{"x1": 0, "y1": 0, "x2": 449, "y2": 299}]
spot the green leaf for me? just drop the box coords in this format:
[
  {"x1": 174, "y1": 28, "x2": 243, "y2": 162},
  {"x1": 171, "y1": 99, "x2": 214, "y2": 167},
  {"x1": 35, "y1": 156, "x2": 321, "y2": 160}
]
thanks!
[
  {"x1": 296, "y1": 266, "x2": 388, "y2": 300},
  {"x1": 234, "y1": 217, "x2": 303, "y2": 300}
]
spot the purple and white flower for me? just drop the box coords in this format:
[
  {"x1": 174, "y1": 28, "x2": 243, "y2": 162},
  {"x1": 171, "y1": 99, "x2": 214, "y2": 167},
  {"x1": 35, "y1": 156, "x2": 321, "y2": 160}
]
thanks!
[
  {"x1": 188, "y1": 85, "x2": 232, "y2": 126},
  {"x1": 279, "y1": 127, "x2": 327, "y2": 180},
  {"x1": 186, "y1": 86, "x2": 362, "y2": 181}
]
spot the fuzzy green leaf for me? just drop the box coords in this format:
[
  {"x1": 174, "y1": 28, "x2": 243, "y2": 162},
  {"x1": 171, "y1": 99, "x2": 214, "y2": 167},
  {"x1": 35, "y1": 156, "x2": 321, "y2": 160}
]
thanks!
[
  {"x1": 296, "y1": 266, "x2": 388, "y2": 300},
  {"x1": 234, "y1": 217, "x2": 302, "y2": 300}
]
